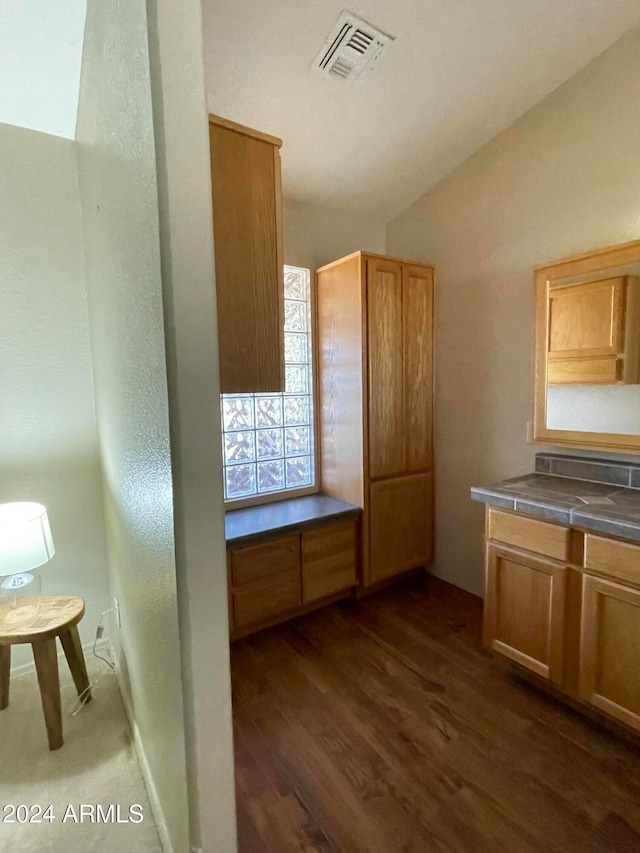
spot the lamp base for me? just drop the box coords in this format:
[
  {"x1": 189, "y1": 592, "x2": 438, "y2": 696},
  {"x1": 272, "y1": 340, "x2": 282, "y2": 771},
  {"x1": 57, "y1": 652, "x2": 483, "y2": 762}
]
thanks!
[{"x1": 0, "y1": 572, "x2": 42, "y2": 629}]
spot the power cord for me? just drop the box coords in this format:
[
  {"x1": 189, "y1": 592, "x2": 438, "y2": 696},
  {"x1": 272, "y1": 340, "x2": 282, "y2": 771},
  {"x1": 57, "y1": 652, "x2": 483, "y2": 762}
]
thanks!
[{"x1": 70, "y1": 607, "x2": 117, "y2": 717}]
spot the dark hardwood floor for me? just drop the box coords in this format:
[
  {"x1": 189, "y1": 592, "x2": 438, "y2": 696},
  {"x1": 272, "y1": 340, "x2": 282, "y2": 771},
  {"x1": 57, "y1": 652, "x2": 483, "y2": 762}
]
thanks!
[{"x1": 231, "y1": 574, "x2": 640, "y2": 852}]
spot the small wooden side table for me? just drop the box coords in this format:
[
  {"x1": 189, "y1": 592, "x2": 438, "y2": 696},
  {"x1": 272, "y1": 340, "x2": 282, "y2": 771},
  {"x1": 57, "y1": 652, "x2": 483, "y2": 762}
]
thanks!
[{"x1": 0, "y1": 596, "x2": 91, "y2": 750}]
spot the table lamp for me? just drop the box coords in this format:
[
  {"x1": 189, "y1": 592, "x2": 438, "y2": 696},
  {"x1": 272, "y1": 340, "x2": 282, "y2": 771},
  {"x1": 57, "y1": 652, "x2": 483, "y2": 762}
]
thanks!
[{"x1": 0, "y1": 502, "x2": 55, "y2": 628}]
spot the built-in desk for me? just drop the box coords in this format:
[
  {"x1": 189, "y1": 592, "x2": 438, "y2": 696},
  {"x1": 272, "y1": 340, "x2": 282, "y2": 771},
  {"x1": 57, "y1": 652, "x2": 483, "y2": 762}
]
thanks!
[{"x1": 225, "y1": 495, "x2": 362, "y2": 639}]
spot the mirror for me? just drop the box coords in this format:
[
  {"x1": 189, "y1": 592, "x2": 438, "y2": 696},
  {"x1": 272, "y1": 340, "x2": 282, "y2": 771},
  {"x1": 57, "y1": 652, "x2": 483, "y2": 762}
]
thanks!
[{"x1": 534, "y1": 239, "x2": 640, "y2": 453}]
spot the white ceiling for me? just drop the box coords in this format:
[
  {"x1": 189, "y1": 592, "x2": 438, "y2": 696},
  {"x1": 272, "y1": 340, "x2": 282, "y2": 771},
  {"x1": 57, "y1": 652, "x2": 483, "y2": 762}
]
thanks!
[
  {"x1": 0, "y1": 0, "x2": 86, "y2": 139},
  {"x1": 203, "y1": 0, "x2": 640, "y2": 220}
]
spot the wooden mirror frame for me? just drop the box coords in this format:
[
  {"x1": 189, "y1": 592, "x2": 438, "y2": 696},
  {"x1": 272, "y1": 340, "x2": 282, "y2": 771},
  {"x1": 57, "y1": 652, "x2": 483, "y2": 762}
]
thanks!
[{"x1": 534, "y1": 237, "x2": 640, "y2": 453}]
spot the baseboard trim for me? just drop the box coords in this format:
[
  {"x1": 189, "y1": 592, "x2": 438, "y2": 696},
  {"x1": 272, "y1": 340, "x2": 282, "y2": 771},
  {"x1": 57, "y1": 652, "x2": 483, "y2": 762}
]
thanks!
[
  {"x1": 116, "y1": 664, "x2": 174, "y2": 853},
  {"x1": 9, "y1": 639, "x2": 112, "y2": 679}
]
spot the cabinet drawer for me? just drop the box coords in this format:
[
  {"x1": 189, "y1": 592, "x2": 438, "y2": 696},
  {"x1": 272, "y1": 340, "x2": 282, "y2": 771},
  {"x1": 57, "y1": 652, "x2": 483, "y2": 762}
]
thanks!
[
  {"x1": 547, "y1": 356, "x2": 621, "y2": 385},
  {"x1": 230, "y1": 534, "x2": 300, "y2": 587},
  {"x1": 584, "y1": 535, "x2": 640, "y2": 586},
  {"x1": 302, "y1": 521, "x2": 357, "y2": 604},
  {"x1": 232, "y1": 572, "x2": 301, "y2": 630},
  {"x1": 487, "y1": 509, "x2": 569, "y2": 562}
]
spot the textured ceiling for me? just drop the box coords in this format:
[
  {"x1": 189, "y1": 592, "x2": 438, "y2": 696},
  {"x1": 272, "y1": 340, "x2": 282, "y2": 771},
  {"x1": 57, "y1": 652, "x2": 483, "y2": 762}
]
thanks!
[
  {"x1": 203, "y1": 0, "x2": 640, "y2": 219},
  {"x1": 0, "y1": 0, "x2": 86, "y2": 139}
]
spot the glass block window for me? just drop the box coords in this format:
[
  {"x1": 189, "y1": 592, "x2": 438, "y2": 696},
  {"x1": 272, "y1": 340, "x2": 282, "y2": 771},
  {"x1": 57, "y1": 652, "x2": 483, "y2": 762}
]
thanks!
[{"x1": 220, "y1": 266, "x2": 316, "y2": 502}]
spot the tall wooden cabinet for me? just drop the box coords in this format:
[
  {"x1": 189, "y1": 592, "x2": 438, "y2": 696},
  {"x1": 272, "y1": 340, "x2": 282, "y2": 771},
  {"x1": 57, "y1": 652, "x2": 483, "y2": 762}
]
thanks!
[
  {"x1": 317, "y1": 252, "x2": 434, "y2": 587},
  {"x1": 208, "y1": 115, "x2": 285, "y2": 393}
]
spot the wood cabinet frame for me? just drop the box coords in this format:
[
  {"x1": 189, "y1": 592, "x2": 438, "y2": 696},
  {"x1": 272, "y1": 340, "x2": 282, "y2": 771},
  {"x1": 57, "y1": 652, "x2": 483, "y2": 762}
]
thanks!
[{"x1": 533, "y1": 237, "x2": 640, "y2": 453}]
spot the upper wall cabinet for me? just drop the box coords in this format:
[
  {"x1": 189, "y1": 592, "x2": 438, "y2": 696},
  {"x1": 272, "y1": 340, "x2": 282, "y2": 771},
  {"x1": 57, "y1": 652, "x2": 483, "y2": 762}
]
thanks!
[
  {"x1": 534, "y1": 238, "x2": 640, "y2": 453},
  {"x1": 547, "y1": 276, "x2": 640, "y2": 385},
  {"x1": 209, "y1": 115, "x2": 285, "y2": 394}
]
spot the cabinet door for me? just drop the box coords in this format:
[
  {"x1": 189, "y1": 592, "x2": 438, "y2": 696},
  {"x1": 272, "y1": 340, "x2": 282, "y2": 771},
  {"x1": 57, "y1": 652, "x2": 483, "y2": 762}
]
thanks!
[
  {"x1": 548, "y1": 277, "x2": 625, "y2": 360},
  {"x1": 367, "y1": 259, "x2": 405, "y2": 479},
  {"x1": 484, "y1": 544, "x2": 567, "y2": 684},
  {"x1": 369, "y1": 473, "x2": 432, "y2": 584},
  {"x1": 579, "y1": 575, "x2": 640, "y2": 732},
  {"x1": 302, "y1": 521, "x2": 357, "y2": 604},
  {"x1": 209, "y1": 119, "x2": 284, "y2": 393},
  {"x1": 402, "y1": 265, "x2": 433, "y2": 472}
]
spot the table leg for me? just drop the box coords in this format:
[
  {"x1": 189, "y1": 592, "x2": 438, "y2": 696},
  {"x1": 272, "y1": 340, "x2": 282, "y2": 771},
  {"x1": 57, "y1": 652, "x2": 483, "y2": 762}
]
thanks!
[
  {"x1": 32, "y1": 638, "x2": 63, "y2": 750},
  {"x1": 60, "y1": 626, "x2": 91, "y2": 704},
  {"x1": 0, "y1": 646, "x2": 9, "y2": 710}
]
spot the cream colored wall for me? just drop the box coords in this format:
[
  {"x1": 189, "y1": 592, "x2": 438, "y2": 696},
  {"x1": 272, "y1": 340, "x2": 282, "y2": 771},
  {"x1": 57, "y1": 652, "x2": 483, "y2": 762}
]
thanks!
[
  {"x1": 76, "y1": 1, "x2": 189, "y2": 850},
  {"x1": 283, "y1": 197, "x2": 386, "y2": 272},
  {"x1": 0, "y1": 121, "x2": 109, "y2": 668},
  {"x1": 146, "y1": 0, "x2": 237, "y2": 849},
  {"x1": 386, "y1": 24, "x2": 640, "y2": 596}
]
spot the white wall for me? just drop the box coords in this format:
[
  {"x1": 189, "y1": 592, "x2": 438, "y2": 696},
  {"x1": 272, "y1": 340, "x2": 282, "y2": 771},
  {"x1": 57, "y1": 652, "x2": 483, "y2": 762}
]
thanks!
[
  {"x1": 386, "y1": 24, "x2": 640, "y2": 596},
  {"x1": 145, "y1": 0, "x2": 237, "y2": 849},
  {"x1": 283, "y1": 197, "x2": 385, "y2": 272},
  {"x1": 0, "y1": 121, "x2": 109, "y2": 667},
  {"x1": 76, "y1": 1, "x2": 189, "y2": 850}
]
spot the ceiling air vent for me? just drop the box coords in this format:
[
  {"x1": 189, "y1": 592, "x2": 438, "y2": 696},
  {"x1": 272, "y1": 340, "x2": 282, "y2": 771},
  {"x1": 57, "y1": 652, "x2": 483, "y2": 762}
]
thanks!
[{"x1": 313, "y1": 11, "x2": 394, "y2": 83}]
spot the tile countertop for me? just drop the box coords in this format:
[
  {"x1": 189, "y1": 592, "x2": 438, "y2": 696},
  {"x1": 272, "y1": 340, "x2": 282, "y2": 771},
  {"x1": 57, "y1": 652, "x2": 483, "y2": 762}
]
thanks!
[
  {"x1": 471, "y1": 472, "x2": 640, "y2": 543},
  {"x1": 225, "y1": 494, "x2": 361, "y2": 548}
]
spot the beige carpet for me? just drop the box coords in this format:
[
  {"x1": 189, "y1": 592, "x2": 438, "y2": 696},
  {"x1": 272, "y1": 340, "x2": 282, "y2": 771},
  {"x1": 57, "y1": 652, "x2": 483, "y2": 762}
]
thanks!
[{"x1": 0, "y1": 657, "x2": 163, "y2": 853}]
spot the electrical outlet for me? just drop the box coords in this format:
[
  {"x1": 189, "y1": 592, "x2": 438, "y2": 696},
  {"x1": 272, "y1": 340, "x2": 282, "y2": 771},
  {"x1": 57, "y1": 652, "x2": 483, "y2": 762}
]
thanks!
[{"x1": 113, "y1": 596, "x2": 121, "y2": 629}]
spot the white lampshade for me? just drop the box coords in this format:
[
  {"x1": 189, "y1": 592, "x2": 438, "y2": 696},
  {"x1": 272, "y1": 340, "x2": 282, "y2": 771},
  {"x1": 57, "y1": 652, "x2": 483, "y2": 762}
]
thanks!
[{"x1": 0, "y1": 502, "x2": 55, "y2": 576}]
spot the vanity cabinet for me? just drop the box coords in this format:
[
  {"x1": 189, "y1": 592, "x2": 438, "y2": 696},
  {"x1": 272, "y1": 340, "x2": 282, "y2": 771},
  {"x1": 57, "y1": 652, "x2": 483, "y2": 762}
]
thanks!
[
  {"x1": 316, "y1": 252, "x2": 434, "y2": 588},
  {"x1": 227, "y1": 518, "x2": 358, "y2": 638},
  {"x1": 208, "y1": 115, "x2": 285, "y2": 393},
  {"x1": 483, "y1": 506, "x2": 640, "y2": 735},
  {"x1": 546, "y1": 275, "x2": 640, "y2": 385}
]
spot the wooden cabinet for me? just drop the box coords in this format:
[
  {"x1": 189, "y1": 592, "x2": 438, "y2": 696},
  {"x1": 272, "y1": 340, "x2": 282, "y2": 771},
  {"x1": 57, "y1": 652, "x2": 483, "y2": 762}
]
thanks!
[
  {"x1": 208, "y1": 115, "x2": 285, "y2": 393},
  {"x1": 227, "y1": 518, "x2": 358, "y2": 638},
  {"x1": 369, "y1": 473, "x2": 432, "y2": 584},
  {"x1": 317, "y1": 252, "x2": 434, "y2": 588},
  {"x1": 301, "y1": 521, "x2": 358, "y2": 603},
  {"x1": 579, "y1": 575, "x2": 640, "y2": 730},
  {"x1": 484, "y1": 543, "x2": 567, "y2": 684},
  {"x1": 484, "y1": 505, "x2": 640, "y2": 735},
  {"x1": 546, "y1": 276, "x2": 640, "y2": 385}
]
